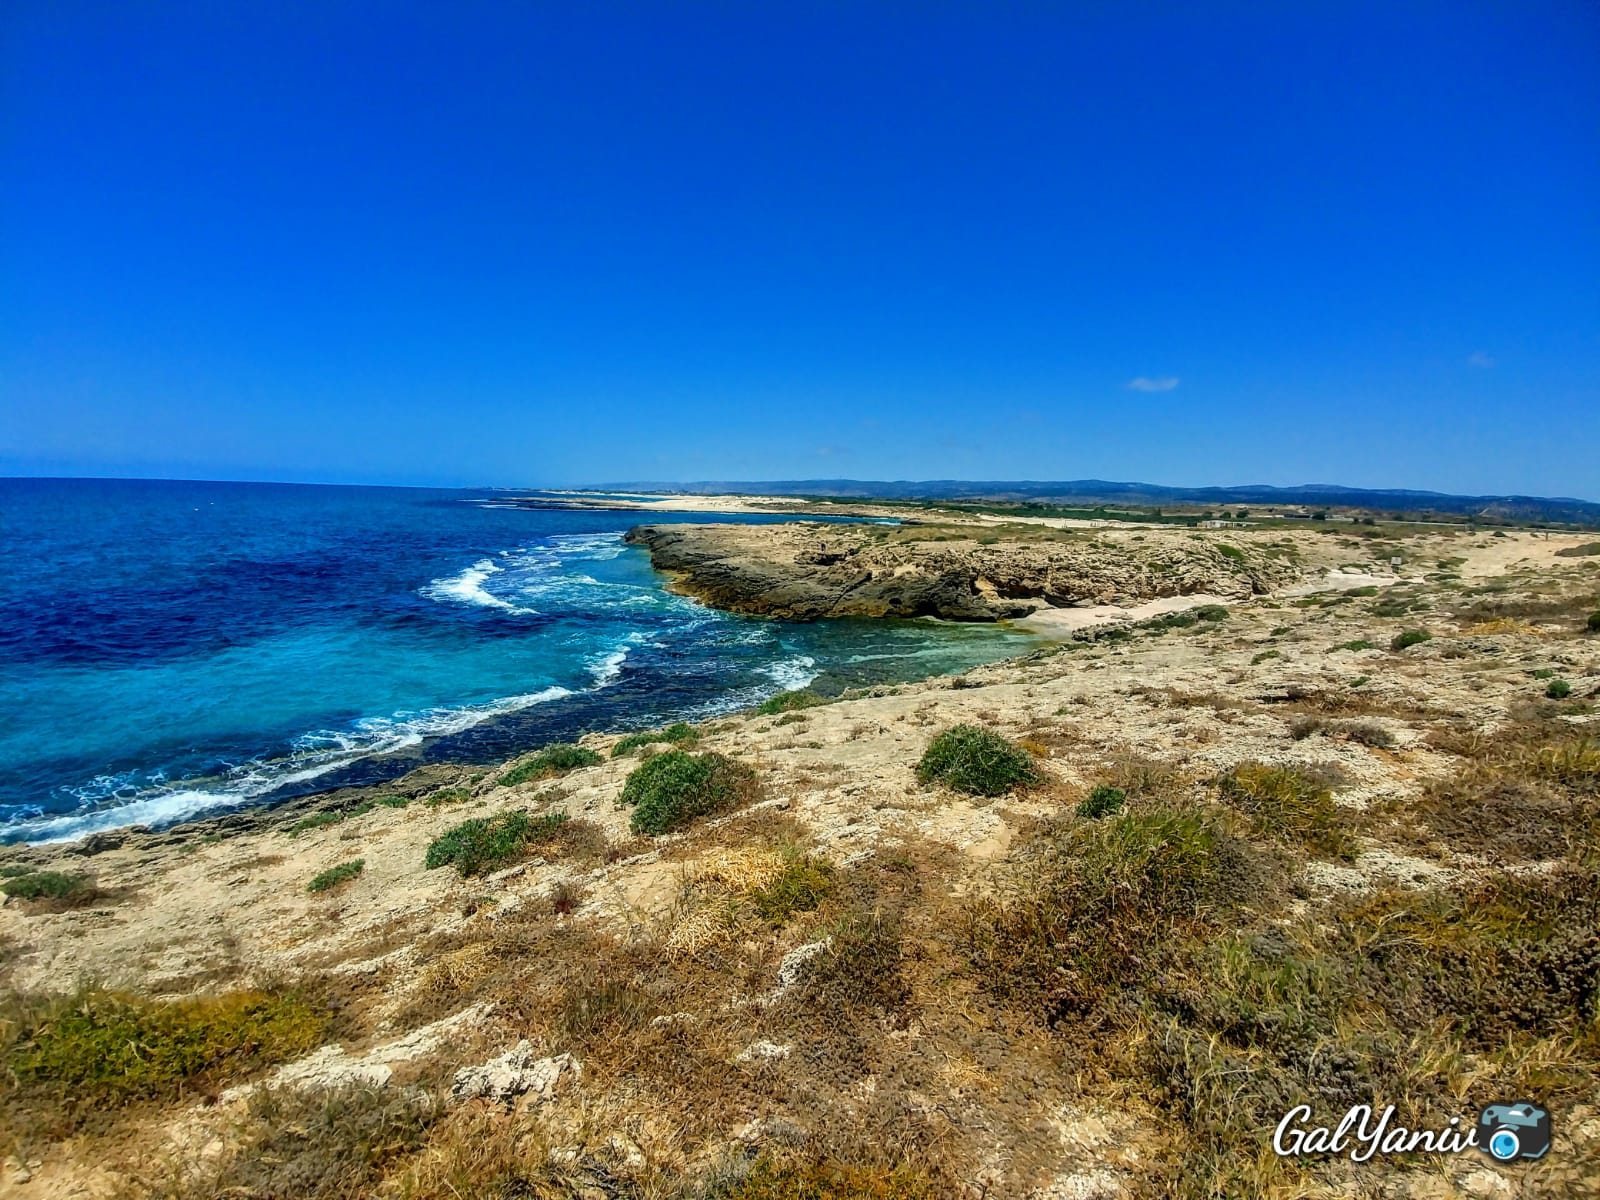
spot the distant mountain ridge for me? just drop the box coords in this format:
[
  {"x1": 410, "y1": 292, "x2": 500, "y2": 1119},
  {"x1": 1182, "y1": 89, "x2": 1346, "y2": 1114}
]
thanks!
[{"x1": 590, "y1": 479, "x2": 1600, "y2": 526}]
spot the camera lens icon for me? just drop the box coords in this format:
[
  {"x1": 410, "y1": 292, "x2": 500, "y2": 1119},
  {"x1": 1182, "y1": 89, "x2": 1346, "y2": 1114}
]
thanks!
[{"x1": 1487, "y1": 1129, "x2": 1521, "y2": 1161}]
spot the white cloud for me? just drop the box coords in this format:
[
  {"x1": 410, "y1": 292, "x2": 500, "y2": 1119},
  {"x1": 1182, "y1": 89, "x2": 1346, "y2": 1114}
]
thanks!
[
  {"x1": 1126, "y1": 376, "x2": 1179, "y2": 392},
  {"x1": 1467, "y1": 351, "x2": 1495, "y2": 369}
]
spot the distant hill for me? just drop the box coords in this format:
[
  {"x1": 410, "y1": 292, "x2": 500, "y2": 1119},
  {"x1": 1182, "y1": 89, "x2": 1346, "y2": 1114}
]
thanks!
[{"x1": 592, "y1": 479, "x2": 1600, "y2": 527}]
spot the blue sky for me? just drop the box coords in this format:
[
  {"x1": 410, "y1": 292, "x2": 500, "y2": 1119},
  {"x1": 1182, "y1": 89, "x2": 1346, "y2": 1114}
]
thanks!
[{"x1": 3, "y1": 2, "x2": 1597, "y2": 497}]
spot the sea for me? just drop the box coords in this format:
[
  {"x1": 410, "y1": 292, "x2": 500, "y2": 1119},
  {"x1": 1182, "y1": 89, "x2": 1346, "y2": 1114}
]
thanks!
[{"x1": 0, "y1": 478, "x2": 1038, "y2": 843}]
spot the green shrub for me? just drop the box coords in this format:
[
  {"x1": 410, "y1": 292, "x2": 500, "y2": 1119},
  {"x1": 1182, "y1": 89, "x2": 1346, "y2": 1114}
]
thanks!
[
  {"x1": 1250, "y1": 649, "x2": 1280, "y2": 665},
  {"x1": 425, "y1": 810, "x2": 564, "y2": 875},
  {"x1": 1332, "y1": 639, "x2": 1373, "y2": 653},
  {"x1": 611, "y1": 722, "x2": 698, "y2": 757},
  {"x1": 965, "y1": 807, "x2": 1246, "y2": 1023},
  {"x1": 0, "y1": 870, "x2": 95, "y2": 904},
  {"x1": 1587, "y1": 610, "x2": 1600, "y2": 633},
  {"x1": 756, "y1": 689, "x2": 830, "y2": 716},
  {"x1": 424, "y1": 788, "x2": 472, "y2": 808},
  {"x1": 498, "y1": 743, "x2": 601, "y2": 787},
  {"x1": 1, "y1": 987, "x2": 328, "y2": 1112},
  {"x1": 1076, "y1": 785, "x2": 1126, "y2": 819},
  {"x1": 1390, "y1": 628, "x2": 1432, "y2": 651},
  {"x1": 621, "y1": 751, "x2": 758, "y2": 835},
  {"x1": 375, "y1": 794, "x2": 410, "y2": 809},
  {"x1": 748, "y1": 855, "x2": 834, "y2": 925},
  {"x1": 916, "y1": 725, "x2": 1039, "y2": 797},
  {"x1": 1546, "y1": 679, "x2": 1573, "y2": 700},
  {"x1": 1193, "y1": 604, "x2": 1230, "y2": 622},
  {"x1": 1216, "y1": 544, "x2": 1246, "y2": 561},
  {"x1": 307, "y1": 859, "x2": 364, "y2": 893},
  {"x1": 1217, "y1": 764, "x2": 1354, "y2": 859},
  {"x1": 289, "y1": 810, "x2": 345, "y2": 836}
]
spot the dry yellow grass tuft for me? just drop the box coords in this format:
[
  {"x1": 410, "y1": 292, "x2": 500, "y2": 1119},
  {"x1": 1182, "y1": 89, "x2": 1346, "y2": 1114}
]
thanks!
[
  {"x1": 1465, "y1": 617, "x2": 1547, "y2": 636},
  {"x1": 664, "y1": 899, "x2": 736, "y2": 959},
  {"x1": 415, "y1": 942, "x2": 493, "y2": 1001},
  {"x1": 694, "y1": 846, "x2": 787, "y2": 893}
]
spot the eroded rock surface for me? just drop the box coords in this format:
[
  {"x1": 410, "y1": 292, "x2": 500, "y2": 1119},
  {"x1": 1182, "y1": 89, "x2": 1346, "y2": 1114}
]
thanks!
[{"x1": 625, "y1": 522, "x2": 1297, "y2": 621}]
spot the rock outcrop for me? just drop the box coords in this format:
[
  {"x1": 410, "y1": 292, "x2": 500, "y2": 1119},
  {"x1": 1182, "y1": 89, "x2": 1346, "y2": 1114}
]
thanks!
[{"x1": 624, "y1": 522, "x2": 1296, "y2": 622}]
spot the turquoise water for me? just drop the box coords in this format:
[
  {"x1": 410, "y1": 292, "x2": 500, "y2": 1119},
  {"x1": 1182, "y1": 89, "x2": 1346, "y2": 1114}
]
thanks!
[{"x1": 0, "y1": 479, "x2": 1036, "y2": 843}]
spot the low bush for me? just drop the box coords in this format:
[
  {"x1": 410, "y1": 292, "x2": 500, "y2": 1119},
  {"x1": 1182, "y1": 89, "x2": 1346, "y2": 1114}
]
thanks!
[
  {"x1": 611, "y1": 721, "x2": 698, "y2": 757},
  {"x1": 498, "y1": 743, "x2": 601, "y2": 786},
  {"x1": 1250, "y1": 649, "x2": 1280, "y2": 665},
  {"x1": 164, "y1": 1083, "x2": 438, "y2": 1200},
  {"x1": 621, "y1": 751, "x2": 759, "y2": 835},
  {"x1": 1332, "y1": 639, "x2": 1374, "y2": 652},
  {"x1": 965, "y1": 807, "x2": 1249, "y2": 1024},
  {"x1": 1588, "y1": 610, "x2": 1600, "y2": 633},
  {"x1": 424, "y1": 788, "x2": 471, "y2": 808},
  {"x1": 1390, "y1": 627, "x2": 1432, "y2": 651},
  {"x1": 375, "y1": 794, "x2": 410, "y2": 809},
  {"x1": 1547, "y1": 678, "x2": 1573, "y2": 700},
  {"x1": 748, "y1": 854, "x2": 834, "y2": 925},
  {"x1": 797, "y1": 909, "x2": 910, "y2": 1015},
  {"x1": 426, "y1": 810, "x2": 571, "y2": 875},
  {"x1": 916, "y1": 725, "x2": 1039, "y2": 797},
  {"x1": 1215, "y1": 544, "x2": 1246, "y2": 561},
  {"x1": 756, "y1": 689, "x2": 831, "y2": 716},
  {"x1": 0, "y1": 986, "x2": 328, "y2": 1129},
  {"x1": 1076, "y1": 785, "x2": 1126, "y2": 819},
  {"x1": 1193, "y1": 604, "x2": 1230, "y2": 622},
  {"x1": 307, "y1": 859, "x2": 364, "y2": 893},
  {"x1": 289, "y1": 810, "x2": 347, "y2": 836},
  {"x1": 0, "y1": 870, "x2": 96, "y2": 906},
  {"x1": 1216, "y1": 763, "x2": 1355, "y2": 859}
]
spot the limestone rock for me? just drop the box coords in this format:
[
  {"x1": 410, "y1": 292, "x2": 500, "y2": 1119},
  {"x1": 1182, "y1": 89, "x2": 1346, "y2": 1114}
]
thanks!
[{"x1": 450, "y1": 1042, "x2": 578, "y2": 1103}]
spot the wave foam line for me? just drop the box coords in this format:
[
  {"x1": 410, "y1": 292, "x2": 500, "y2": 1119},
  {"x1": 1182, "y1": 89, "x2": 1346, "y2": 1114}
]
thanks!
[
  {"x1": 9, "y1": 686, "x2": 573, "y2": 844},
  {"x1": 420, "y1": 558, "x2": 533, "y2": 613}
]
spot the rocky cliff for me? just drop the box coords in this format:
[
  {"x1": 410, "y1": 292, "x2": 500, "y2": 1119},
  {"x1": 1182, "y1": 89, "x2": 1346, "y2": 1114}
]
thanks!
[{"x1": 624, "y1": 521, "x2": 1298, "y2": 621}]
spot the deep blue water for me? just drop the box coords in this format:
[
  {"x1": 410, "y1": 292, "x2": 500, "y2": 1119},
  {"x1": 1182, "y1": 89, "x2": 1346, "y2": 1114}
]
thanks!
[{"x1": 0, "y1": 479, "x2": 1036, "y2": 843}]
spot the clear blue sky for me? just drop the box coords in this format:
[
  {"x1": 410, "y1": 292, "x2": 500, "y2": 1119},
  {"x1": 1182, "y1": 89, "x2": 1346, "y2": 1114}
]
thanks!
[{"x1": 3, "y1": 2, "x2": 1597, "y2": 497}]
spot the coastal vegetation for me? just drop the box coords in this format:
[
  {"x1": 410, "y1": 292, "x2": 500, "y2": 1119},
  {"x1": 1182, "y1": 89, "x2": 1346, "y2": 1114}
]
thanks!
[
  {"x1": 1075, "y1": 784, "x2": 1126, "y2": 818},
  {"x1": 916, "y1": 724, "x2": 1039, "y2": 796},
  {"x1": 621, "y1": 751, "x2": 759, "y2": 835},
  {"x1": 0, "y1": 986, "x2": 329, "y2": 1141},
  {"x1": 1216, "y1": 763, "x2": 1355, "y2": 858},
  {"x1": 0, "y1": 870, "x2": 96, "y2": 906},
  {"x1": 497, "y1": 743, "x2": 601, "y2": 786},
  {"x1": 755, "y1": 688, "x2": 831, "y2": 716},
  {"x1": 307, "y1": 859, "x2": 364, "y2": 893},
  {"x1": 1390, "y1": 627, "x2": 1433, "y2": 650},
  {"x1": 611, "y1": 721, "x2": 698, "y2": 756},
  {"x1": 425, "y1": 810, "x2": 576, "y2": 876}
]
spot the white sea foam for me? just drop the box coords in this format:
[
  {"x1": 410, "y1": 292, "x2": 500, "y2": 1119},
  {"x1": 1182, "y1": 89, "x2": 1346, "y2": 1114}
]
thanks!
[
  {"x1": 13, "y1": 686, "x2": 573, "y2": 845},
  {"x1": 421, "y1": 533, "x2": 631, "y2": 614},
  {"x1": 759, "y1": 655, "x2": 819, "y2": 691},
  {"x1": 421, "y1": 558, "x2": 530, "y2": 613},
  {"x1": 587, "y1": 632, "x2": 649, "y2": 686}
]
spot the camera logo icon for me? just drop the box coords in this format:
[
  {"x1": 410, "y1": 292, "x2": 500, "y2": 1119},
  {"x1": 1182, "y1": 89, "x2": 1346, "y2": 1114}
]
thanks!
[{"x1": 1476, "y1": 1102, "x2": 1551, "y2": 1162}]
